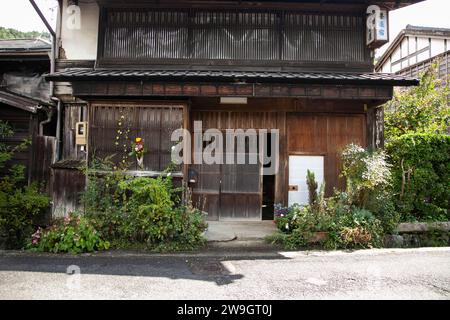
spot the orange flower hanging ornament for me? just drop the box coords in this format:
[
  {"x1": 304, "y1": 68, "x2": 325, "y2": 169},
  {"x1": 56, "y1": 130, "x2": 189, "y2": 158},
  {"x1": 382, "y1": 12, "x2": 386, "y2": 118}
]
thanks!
[{"x1": 133, "y1": 137, "x2": 145, "y2": 169}]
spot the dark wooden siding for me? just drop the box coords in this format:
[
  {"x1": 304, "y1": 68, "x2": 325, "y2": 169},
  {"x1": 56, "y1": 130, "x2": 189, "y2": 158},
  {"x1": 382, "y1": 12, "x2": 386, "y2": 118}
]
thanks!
[
  {"x1": 51, "y1": 168, "x2": 85, "y2": 218},
  {"x1": 89, "y1": 102, "x2": 184, "y2": 171},
  {"x1": 287, "y1": 113, "x2": 366, "y2": 195},
  {"x1": 190, "y1": 98, "x2": 368, "y2": 218},
  {"x1": 190, "y1": 108, "x2": 282, "y2": 220},
  {"x1": 63, "y1": 104, "x2": 88, "y2": 160},
  {"x1": 29, "y1": 135, "x2": 56, "y2": 192},
  {"x1": 397, "y1": 50, "x2": 449, "y2": 86},
  {"x1": 98, "y1": 8, "x2": 370, "y2": 69},
  {"x1": 0, "y1": 103, "x2": 36, "y2": 181}
]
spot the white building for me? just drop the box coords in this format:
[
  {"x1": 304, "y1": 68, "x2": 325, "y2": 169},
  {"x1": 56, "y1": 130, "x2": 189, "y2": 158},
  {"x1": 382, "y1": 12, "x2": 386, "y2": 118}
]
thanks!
[{"x1": 375, "y1": 25, "x2": 450, "y2": 83}]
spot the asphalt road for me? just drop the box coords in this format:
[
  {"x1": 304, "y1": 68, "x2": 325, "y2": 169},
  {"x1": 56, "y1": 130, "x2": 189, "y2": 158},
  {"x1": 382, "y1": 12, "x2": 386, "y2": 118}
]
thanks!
[{"x1": 0, "y1": 247, "x2": 449, "y2": 300}]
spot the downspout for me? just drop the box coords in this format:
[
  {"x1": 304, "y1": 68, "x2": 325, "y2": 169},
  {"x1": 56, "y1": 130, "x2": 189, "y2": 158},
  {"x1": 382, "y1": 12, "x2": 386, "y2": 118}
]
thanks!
[
  {"x1": 39, "y1": 108, "x2": 53, "y2": 135},
  {"x1": 29, "y1": 0, "x2": 63, "y2": 160},
  {"x1": 52, "y1": 97, "x2": 62, "y2": 161}
]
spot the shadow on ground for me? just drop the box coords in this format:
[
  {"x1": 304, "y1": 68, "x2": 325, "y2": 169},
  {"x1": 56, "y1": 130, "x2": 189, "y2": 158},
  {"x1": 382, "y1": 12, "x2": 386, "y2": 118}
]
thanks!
[{"x1": 0, "y1": 247, "x2": 291, "y2": 286}]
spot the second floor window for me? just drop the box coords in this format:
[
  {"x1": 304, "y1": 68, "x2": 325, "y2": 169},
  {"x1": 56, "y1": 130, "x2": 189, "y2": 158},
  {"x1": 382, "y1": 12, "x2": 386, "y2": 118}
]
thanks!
[{"x1": 99, "y1": 8, "x2": 368, "y2": 66}]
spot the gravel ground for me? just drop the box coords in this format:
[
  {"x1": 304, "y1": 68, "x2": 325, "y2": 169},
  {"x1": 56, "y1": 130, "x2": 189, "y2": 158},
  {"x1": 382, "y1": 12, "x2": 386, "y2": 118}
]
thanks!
[{"x1": 0, "y1": 247, "x2": 449, "y2": 300}]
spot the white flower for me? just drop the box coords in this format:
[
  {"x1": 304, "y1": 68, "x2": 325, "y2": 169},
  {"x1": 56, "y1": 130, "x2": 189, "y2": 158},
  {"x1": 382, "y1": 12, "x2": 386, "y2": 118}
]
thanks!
[{"x1": 285, "y1": 223, "x2": 289, "y2": 230}]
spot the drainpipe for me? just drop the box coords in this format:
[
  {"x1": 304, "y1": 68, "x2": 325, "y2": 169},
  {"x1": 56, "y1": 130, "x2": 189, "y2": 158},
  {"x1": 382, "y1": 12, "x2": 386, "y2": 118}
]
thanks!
[
  {"x1": 39, "y1": 108, "x2": 54, "y2": 136},
  {"x1": 52, "y1": 97, "x2": 62, "y2": 161}
]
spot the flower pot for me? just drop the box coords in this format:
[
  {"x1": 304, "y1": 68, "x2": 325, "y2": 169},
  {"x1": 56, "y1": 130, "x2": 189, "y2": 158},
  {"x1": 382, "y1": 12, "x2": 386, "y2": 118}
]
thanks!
[{"x1": 136, "y1": 156, "x2": 144, "y2": 169}]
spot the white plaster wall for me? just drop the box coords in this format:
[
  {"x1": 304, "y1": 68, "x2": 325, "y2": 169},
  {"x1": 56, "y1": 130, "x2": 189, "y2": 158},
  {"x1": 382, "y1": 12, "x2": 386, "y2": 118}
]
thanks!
[
  {"x1": 391, "y1": 63, "x2": 401, "y2": 73},
  {"x1": 418, "y1": 50, "x2": 431, "y2": 62},
  {"x1": 392, "y1": 47, "x2": 401, "y2": 62},
  {"x1": 400, "y1": 37, "x2": 409, "y2": 58},
  {"x1": 417, "y1": 37, "x2": 429, "y2": 50},
  {"x1": 382, "y1": 63, "x2": 390, "y2": 73},
  {"x1": 431, "y1": 38, "x2": 446, "y2": 57},
  {"x1": 408, "y1": 36, "x2": 416, "y2": 55},
  {"x1": 60, "y1": 0, "x2": 99, "y2": 60}
]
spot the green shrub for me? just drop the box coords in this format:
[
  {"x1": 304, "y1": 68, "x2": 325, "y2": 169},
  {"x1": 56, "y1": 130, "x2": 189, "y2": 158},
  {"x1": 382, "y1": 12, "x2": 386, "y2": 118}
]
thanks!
[
  {"x1": 384, "y1": 64, "x2": 450, "y2": 142},
  {"x1": 386, "y1": 134, "x2": 450, "y2": 222},
  {"x1": 28, "y1": 213, "x2": 110, "y2": 254},
  {"x1": 0, "y1": 121, "x2": 50, "y2": 249},
  {"x1": 82, "y1": 159, "x2": 207, "y2": 251},
  {"x1": 341, "y1": 144, "x2": 391, "y2": 208},
  {"x1": 271, "y1": 144, "x2": 391, "y2": 250}
]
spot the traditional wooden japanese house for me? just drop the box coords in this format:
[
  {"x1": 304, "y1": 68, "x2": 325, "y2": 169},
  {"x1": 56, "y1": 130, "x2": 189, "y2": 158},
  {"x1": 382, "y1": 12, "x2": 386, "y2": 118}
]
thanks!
[
  {"x1": 0, "y1": 38, "x2": 55, "y2": 183},
  {"x1": 45, "y1": 0, "x2": 421, "y2": 220}
]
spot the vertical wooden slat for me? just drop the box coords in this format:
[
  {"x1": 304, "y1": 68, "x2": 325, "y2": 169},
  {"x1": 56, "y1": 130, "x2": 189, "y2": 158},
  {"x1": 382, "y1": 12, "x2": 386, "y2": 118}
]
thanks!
[{"x1": 100, "y1": 8, "x2": 367, "y2": 64}]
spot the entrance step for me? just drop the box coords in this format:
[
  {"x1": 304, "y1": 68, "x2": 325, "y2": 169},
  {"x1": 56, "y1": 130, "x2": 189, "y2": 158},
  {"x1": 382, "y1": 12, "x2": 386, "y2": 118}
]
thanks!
[{"x1": 205, "y1": 221, "x2": 277, "y2": 242}]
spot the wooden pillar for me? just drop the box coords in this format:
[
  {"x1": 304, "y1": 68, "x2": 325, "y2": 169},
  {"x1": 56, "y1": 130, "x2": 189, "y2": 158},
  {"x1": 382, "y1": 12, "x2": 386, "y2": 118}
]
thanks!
[
  {"x1": 366, "y1": 106, "x2": 384, "y2": 149},
  {"x1": 274, "y1": 111, "x2": 287, "y2": 206}
]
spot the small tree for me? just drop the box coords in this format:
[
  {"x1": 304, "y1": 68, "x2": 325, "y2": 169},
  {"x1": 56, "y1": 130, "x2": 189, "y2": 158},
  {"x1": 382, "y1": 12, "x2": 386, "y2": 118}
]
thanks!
[
  {"x1": 0, "y1": 120, "x2": 50, "y2": 249},
  {"x1": 384, "y1": 63, "x2": 449, "y2": 142},
  {"x1": 306, "y1": 169, "x2": 318, "y2": 207},
  {"x1": 341, "y1": 144, "x2": 391, "y2": 209}
]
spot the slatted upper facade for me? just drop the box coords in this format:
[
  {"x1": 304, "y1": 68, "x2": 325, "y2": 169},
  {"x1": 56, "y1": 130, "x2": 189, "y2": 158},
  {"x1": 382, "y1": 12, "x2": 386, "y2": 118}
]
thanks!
[{"x1": 98, "y1": 8, "x2": 370, "y2": 69}]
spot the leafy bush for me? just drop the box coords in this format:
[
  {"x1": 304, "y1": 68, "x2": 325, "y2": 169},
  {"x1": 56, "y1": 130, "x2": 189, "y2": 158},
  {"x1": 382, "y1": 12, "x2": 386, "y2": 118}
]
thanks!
[
  {"x1": 384, "y1": 63, "x2": 450, "y2": 142},
  {"x1": 269, "y1": 144, "x2": 390, "y2": 250},
  {"x1": 0, "y1": 121, "x2": 50, "y2": 249},
  {"x1": 341, "y1": 144, "x2": 391, "y2": 208},
  {"x1": 28, "y1": 213, "x2": 110, "y2": 254},
  {"x1": 82, "y1": 159, "x2": 207, "y2": 251},
  {"x1": 386, "y1": 134, "x2": 450, "y2": 222}
]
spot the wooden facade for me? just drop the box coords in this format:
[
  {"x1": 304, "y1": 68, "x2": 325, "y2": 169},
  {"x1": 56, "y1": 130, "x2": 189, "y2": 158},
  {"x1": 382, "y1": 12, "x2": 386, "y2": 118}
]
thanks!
[{"x1": 47, "y1": 0, "x2": 419, "y2": 221}]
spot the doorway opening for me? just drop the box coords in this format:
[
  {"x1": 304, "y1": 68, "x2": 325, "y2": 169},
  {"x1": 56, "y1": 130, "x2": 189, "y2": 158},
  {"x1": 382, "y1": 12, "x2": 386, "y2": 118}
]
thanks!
[{"x1": 262, "y1": 132, "x2": 275, "y2": 220}]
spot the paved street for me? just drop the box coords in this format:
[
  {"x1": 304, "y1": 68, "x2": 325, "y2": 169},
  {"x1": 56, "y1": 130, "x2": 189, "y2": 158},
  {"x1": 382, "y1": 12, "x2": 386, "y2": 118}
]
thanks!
[{"x1": 0, "y1": 247, "x2": 449, "y2": 300}]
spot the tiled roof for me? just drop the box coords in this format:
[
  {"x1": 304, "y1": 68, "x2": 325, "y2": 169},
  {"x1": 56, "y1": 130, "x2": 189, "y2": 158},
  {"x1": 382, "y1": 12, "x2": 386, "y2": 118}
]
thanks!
[
  {"x1": 46, "y1": 69, "x2": 419, "y2": 86},
  {"x1": 0, "y1": 39, "x2": 51, "y2": 53}
]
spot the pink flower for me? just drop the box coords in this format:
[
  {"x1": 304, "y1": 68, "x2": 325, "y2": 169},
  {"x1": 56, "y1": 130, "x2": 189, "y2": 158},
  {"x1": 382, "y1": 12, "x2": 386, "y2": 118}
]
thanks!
[{"x1": 31, "y1": 228, "x2": 42, "y2": 246}]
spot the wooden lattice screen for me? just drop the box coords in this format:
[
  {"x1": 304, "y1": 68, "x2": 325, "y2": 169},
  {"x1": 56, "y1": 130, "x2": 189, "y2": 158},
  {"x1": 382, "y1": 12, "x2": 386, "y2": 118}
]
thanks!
[
  {"x1": 89, "y1": 103, "x2": 184, "y2": 171},
  {"x1": 98, "y1": 8, "x2": 369, "y2": 65}
]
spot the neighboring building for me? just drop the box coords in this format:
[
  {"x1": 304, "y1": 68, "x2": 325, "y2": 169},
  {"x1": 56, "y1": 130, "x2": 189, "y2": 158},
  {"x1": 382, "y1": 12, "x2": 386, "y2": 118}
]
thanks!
[
  {"x1": 44, "y1": 0, "x2": 420, "y2": 220},
  {"x1": 376, "y1": 25, "x2": 450, "y2": 84},
  {"x1": 0, "y1": 39, "x2": 54, "y2": 182}
]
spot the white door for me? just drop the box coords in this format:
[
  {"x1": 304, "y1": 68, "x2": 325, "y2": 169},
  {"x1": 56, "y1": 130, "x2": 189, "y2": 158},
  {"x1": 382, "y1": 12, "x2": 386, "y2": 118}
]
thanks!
[{"x1": 288, "y1": 155, "x2": 325, "y2": 206}]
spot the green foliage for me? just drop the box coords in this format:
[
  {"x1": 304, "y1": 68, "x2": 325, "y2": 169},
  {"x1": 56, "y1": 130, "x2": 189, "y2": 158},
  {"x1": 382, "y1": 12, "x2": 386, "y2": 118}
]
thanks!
[
  {"x1": 0, "y1": 121, "x2": 50, "y2": 249},
  {"x1": 28, "y1": 213, "x2": 110, "y2": 254},
  {"x1": 306, "y1": 170, "x2": 318, "y2": 207},
  {"x1": 271, "y1": 144, "x2": 393, "y2": 250},
  {"x1": 384, "y1": 64, "x2": 450, "y2": 142},
  {"x1": 81, "y1": 158, "x2": 207, "y2": 251},
  {"x1": 341, "y1": 144, "x2": 392, "y2": 208},
  {"x1": 386, "y1": 134, "x2": 450, "y2": 222},
  {"x1": 0, "y1": 27, "x2": 50, "y2": 40}
]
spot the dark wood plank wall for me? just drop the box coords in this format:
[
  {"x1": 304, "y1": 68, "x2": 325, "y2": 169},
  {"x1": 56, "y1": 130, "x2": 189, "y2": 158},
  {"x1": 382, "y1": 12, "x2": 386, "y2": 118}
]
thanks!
[
  {"x1": 190, "y1": 97, "x2": 367, "y2": 217},
  {"x1": 0, "y1": 103, "x2": 37, "y2": 181},
  {"x1": 51, "y1": 167, "x2": 86, "y2": 218},
  {"x1": 29, "y1": 135, "x2": 56, "y2": 192},
  {"x1": 190, "y1": 109, "x2": 281, "y2": 220},
  {"x1": 98, "y1": 7, "x2": 371, "y2": 70},
  {"x1": 366, "y1": 106, "x2": 384, "y2": 149},
  {"x1": 88, "y1": 102, "x2": 184, "y2": 171},
  {"x1": 287, "y1": 113, "x2": 366, "y2": 195},
  {"x1": 62, "y1": 104, "x2": 88, "y2": 160}
]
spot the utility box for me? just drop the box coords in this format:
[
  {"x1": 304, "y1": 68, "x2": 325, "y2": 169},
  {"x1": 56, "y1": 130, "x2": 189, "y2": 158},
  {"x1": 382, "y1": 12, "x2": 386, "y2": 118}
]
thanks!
[{"x1": 75, "y1": 122, "x2": 88, "y2": 145}]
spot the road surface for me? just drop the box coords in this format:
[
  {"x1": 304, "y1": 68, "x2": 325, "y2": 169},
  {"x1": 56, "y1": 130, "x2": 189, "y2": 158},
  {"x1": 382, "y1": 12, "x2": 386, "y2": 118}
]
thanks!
[{"x1": 0, "y1": 247, "x2": 449, "y2": 299}]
